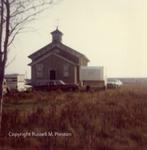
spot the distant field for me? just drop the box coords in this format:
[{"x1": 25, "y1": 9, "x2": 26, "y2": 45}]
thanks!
[{"x1": 0, "y1": 84, "x2": 147, "y2": 150}]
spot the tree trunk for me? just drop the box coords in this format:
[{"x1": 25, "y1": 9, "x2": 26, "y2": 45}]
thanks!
[
  {"x1": 0, "y1": 0, "x2": 8, "y2": 134},
  {"x1": 0, "y1": 66, "x2": 4, "y2": 134}
]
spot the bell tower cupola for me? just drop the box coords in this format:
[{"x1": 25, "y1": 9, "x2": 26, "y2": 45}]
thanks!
[{"x1": 51, "y1": 27, "x2": 63, "y2": 43}]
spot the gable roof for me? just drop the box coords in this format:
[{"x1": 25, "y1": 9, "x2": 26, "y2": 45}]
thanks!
[
  {"x1": 59, "y1": 43, "x2": 89, "y2": 61},
  {"x1": 29, "y1": 52, "x2": 77, "y2": 66},
  {"x1": 28, "y1": 42, "x2": 89, "y2": 62}
]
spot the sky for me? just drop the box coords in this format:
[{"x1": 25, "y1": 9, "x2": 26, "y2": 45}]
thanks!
[{"x1": 6, "y1": 0, "x2": 147, "y2": 78}]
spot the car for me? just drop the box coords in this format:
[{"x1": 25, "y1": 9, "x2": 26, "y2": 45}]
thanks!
[
  {"x1": 34, "y1": 80, "x2": 79, "y2": 91},
  {"x1": 107, "y1": 79, "x2": 123, "y2": 88},
  {"x1": 24, "y1": 84, "x2": 33, "y2": 92}
]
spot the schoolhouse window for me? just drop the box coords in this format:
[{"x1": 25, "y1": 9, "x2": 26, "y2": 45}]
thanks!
[
  {"x1": 63, "y1": 64, "x2": 69, "y2": 77},
  {"x1": 36, "y1": 63, "x2": 43, "y2": 78}
]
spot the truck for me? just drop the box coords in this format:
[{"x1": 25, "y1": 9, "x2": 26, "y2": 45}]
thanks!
[
  {"x1": 5, "y1": 74, "x2": 27, "y2": 92},
  {"x1": 80, "y1": 66, "x2": 107, "y2": 90}
]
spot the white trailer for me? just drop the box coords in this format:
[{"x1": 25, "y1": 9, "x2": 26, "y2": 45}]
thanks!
[
  {"x1": 80, "y1": 66, "x2": 107, "y2": 89},
  {"x1": 5, "y1": 74, "x2": 26, "y2": 92}
]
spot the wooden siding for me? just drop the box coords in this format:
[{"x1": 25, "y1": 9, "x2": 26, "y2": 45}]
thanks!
[{"x1": 31, "y1": 54, "x2": 78, "y2": 86}]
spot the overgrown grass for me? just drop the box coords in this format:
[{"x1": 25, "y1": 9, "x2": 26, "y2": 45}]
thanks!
[{"x1": 0, "y1": 85, "x2": 147, "y2": 150}]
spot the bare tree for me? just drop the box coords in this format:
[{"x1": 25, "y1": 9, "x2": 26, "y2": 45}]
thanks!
[{"x1": 0, "y1": 0, "x2": 61, "y2": 133}]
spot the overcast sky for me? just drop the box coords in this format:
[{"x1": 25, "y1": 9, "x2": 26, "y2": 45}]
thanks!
[{"x1": 6, "y1": 0, "x2": 147, "y2": 78}]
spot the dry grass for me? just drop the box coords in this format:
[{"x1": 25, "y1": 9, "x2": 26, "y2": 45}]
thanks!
[{"x1": 0, "y1": 85, "x2": 147, "y2": 150}]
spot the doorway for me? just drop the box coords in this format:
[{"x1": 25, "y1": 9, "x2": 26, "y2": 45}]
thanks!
[{"x1": 50, "y1": 70, "x2": 56, "y2": 80}]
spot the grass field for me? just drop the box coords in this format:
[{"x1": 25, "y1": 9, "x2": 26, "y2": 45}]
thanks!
[{"x1": 0, "y1": 85, "x2": 147, "y2": 150}]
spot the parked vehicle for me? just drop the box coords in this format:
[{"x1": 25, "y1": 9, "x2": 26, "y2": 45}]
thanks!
[
  {"x1": 24, "y1": 84, "x2": 33, "y2": 92},
  {"x1": 80, "y1": 66, "x2": 107, "y2": 90},
  {"x1": 5, "y1": 74, "x2": 32, "y2": 92},
  {"x1": 5, "y1": 74, "x2": 26, "y2": 92},
  {"x1": 34, "y1": 80, "x2": 79, "y2": 91},
  {"x1": 107, "y1": 79, "x2": 123, "y2": 88}
]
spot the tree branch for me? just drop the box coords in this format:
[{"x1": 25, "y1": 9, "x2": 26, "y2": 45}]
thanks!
[
  {"x1": 8, "y1": 26, "x2": 25, "y2": 46},
  {"x1": 9, "y1": 3, "x2": 50, "y2": 37},
  {"x1": 10, "y1": 1, "x2": 51, "y2": 18}
]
